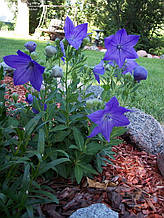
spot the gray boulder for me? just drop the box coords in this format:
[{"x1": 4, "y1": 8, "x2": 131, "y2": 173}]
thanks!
[
  {"x1": 69, "y1": 203, "x2": 118, "y2": 218},
  {"x1": 160, "y1": 54, "x2": 164, "y2": 59},
  {"x1": 125, "y1": 108, "x2": 164, "y2": 155},
  {"x1": 85, "y1": 85, "x2": 104, "y2": 100}
]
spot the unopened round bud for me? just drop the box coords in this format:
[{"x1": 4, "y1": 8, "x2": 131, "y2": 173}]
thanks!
[
  {"x1": 24, "y1": 41, "x2": 37, "y2": 53},
  {"x1": 51, "y1": 65, "x2": 63, "y2": 78},
  {"x1": 45, "y1": 46, "x2": 57, "y2": 58},
  {"x1": 133, "y1": 66, "x2": 148, "y2": 82},
  {"x1": 30, "y1": 51, "x2": 38, "y2": 60}
]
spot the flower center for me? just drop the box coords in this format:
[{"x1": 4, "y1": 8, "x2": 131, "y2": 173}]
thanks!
[
  {"x1": 26, "y1": 61, "x2": 34, "y2": 70},
  {"x1": 117, "y1": 44, "x2": 122, "y2": 50},
  {"x1": 103, "y1": 113, "x2": 112, "y2": 122}
]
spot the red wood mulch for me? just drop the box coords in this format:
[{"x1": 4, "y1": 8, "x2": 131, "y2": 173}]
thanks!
[{"x1": 1, "y1": 76, "x2": 164, "y2": 218}]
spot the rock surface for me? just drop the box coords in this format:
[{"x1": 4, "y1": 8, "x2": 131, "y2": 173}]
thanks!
[
  {"x1": 147, "y1": 53, "x2": 152, "y2": 58},
  {"x1": 137, "y1": 50, "x2": 147, "y2": 57},
  {"x1": 69, "y1": 203, "x2": 118, "y2": 218},
  {"x1": 85, "y1": 85, "x2": 104, "y2": 100},
  {"x1": 160, "y1": 54, "x2": 164, "y2": 59},
  {"x1": 157, "y1": 152, "x2": 164, "y2": 178},
  {"x1": 125, "y1": 108, "x2": 164, "y2": 155}
]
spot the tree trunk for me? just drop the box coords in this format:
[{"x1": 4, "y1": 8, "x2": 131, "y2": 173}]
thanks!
[{"x1": 15, "y1": 0, "x2": 29, "y2": 36}]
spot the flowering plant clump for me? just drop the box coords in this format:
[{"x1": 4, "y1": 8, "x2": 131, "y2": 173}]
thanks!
[{"x1": 0, "y1": 16, "x2": 148, "y2": 216}]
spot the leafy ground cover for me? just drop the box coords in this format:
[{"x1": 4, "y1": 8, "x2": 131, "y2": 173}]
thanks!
[{"x1": 0, "y1": 37, "x2": 164, "y2": 122}]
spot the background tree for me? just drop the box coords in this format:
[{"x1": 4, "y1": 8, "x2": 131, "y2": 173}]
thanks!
[{"x1": 83, "y1": 0, "x2": 164, "y2": 51}]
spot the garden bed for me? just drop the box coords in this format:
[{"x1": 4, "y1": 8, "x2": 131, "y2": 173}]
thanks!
[{"x1": 2, "y1": 76, "x2": 164, "y2": 218}]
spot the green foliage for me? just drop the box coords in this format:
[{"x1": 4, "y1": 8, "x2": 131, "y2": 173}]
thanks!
[
  {"x1": 82, "y1": 0, "x2": 164, "y2": 51},
  {"x1": 0, "y1": 21, "x2": 14, "y2": 31}
]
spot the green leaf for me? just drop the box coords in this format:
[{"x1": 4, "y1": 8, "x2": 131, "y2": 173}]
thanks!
[
  {"x1": 110, "y1": 127, "x2": 127, "y2": 138},
  {"x1": 31, "y1": 190, "x2": 58, "y2": 203},
  {"x1": 56, "y1": 150, "x2": 69, "y2": 159},
  {"x1": 25, "y1": 112, "x2": 44, "y2": 136},
  {"x1": 86, "y1": 142, "x2": 102, "y2": 155},
  {"x1": 37, "y1": 128, "x2": 45, "y2": 155},
  {"x1": 7, "y1": 117, "x2": 19, "y2": 128},
  {"x1": 70, "y1": 114, "x2": 85, "y2": 122},
  {"x1": 0, "y1": 65, "x2": 4, "y2": 80},
  {"x1": 109, "y1": 138, "x2": 123, "y2": 146},
  {"x1": 69, "y1": 144, "x2": 79, "y2": 150},
  {"x1": 79, "y1": 163, "x2": 98, "y2": 175},
  {"x1": 74, "y1": 165, "x2": 83, "y2": 184},
  {"x1": 0, "y1": 193, "x2": 6, "y2": 203},
  {"x1": 38, "y1": 158, "x2": 70, "y2": 175},
  {"x1": 54, "y1": 130, "x2": 71, "y2": 142},
  {"x1": 22, "y1": 164, "x2": 30, "y2": 186},
  {"x1": 50, "y1": 124, "x2": 67, "y2": 132},
  {"x1": 72, "y1": 127, "x2": 84, "y2": 151}
]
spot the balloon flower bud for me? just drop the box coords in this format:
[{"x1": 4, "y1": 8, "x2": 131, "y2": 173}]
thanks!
[
  {"x1": 30, "y1": 51, "x2": 38, "y2": 60},
  {"x1": 24, "y1": 41, "x2": 37, "y2": 53},
  {"x1": 45, "y1": 46, "x2": 57, "y2": 58},
  {"x1": 51, "y1": 65, "x2": 63, "y2": 78},
  {"x1": 133, "y1": 66, "x2": 148, "y2": 82}
]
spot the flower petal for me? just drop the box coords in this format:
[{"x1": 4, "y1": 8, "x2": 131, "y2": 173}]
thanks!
[
  {"x1": 3, "y1": 54, "x2": 29, "y2": 69},
  {"x1": 13, "y1": 65, "x2": 32, "y2": 85},
  {"x1": 122, "y1": 35, "x2": 140, "y2": 47},
  {"x1": 93, "y1": 60, "x2": 105, "y2": 75},
  {"x1": 64, "y1": 16, "x2": 74, "y2": 38},
  {"x1": 122, "y1": 47, "x2": 138, "y2": 60},
  {"x1": 88, "y1": 126, "x2": 100, "y2": 138},
  {"x1": 67, "y1": 38, "x2": 83, "y2": 50},
  {"x1": 29, "y1": 61, "x2": 44, "y2": 91},
  {"x1": 94, "y1": 73, "x2": 100, "y2": 84},
  {"x1": 122, "y1": 59, "x2": 139, "y2": 74},
  {"x1": 73, "y1": 23, "x2": 88, "y2": 40},
  {"x1": 111, "y1": 114, "x2": 130, "y2": 127},
  {"x1": 87, "y1": 110, "x2": 105, "y2": 124},
  {"x1": 100, "y1": 119, "x2": 113, "y2": 142},
  {"x1": 26, "y1": 94, "x2": 33, "y2": 104},
  {"x1": 104, "y1": 96, "x2": 119, "y2": 112},
  {"x1": 104, "y1": 35, "x2": 114, "y2": 48},
  {"x1": 17, "y1": 50, "x2": 31, "y2": 60}
]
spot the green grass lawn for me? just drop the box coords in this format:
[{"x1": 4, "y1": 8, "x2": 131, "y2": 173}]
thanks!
[{"x1": 0, "y1": 37, "x2": 164, "y2": 123}]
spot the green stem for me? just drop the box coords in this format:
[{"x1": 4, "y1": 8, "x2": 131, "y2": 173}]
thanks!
[{"x1": 65, "y1": 55, "x2": 70, "y2": 127}]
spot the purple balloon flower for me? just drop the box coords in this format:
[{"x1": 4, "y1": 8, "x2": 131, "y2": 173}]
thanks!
[
  {"x1": 24, "y1": 41, "x2": 37, "y2": 52},
  {"x1": 3, "y1": 50, "x2": 45, "y2": 91},
  {"x1": 26, "y1": 94, "x2": 47, "y2": 114},
  {"x1": 87, "y1": 96, "x2": 131, "y2": 142},
  {"x1": 122, "y1": 59, "x2": 139, "y2": 74},
  {"x1": 93, "y1": 60, "x2": 105, "y2": 84},
  {"x1": 103, "y1": 29, "x2": 140, "y2": 68},
  {"x1": 133, "y1": 66, "x2": 148, "y2": 82},
  {"x1": 64, "y1": 16, "x2": 88, "y2": 50}
]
